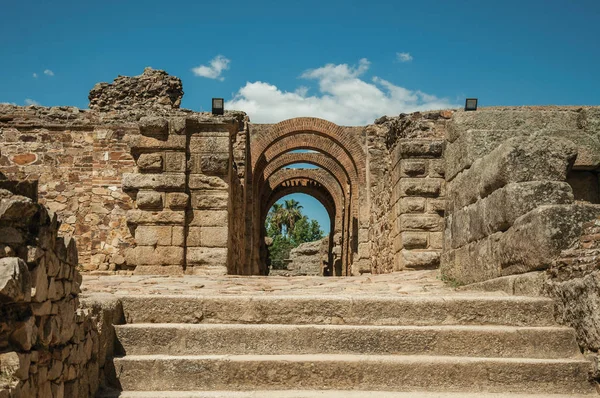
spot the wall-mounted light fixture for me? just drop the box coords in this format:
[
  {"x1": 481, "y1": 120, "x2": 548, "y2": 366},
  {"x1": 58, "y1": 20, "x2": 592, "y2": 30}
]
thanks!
[
  {"x1": 465, "y1": 98, "x2": 478, "y2": 111},
  {"x1": 212, "y1": 98, "x2": 224, "y2": 115}
]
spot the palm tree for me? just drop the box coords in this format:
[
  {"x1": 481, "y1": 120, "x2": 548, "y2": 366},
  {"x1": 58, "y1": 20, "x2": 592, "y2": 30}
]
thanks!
[
  {"x1": 268, "y1": 203, "x2": 286, "y2": 234},
  {"x1": 283, "y1": 199, "x2": 303, "y2": 236}
]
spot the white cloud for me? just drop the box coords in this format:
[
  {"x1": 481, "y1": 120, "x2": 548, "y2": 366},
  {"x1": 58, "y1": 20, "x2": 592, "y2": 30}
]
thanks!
[
  {"x1": 227, "y1": 59, "x2": 457, "y2": 125},
  {"x1": 1, "y1": 102, "x2": 17, "y2": 105},
  {"x1": 33, "y1": 73, "x2": 38, "y2": 78},
  {"x1": 24, "y1": 99, "x2": 40, "y2": 106},
  {"x1": 396, "y1": 52, "x2": 413, "y2": 63},
  {"x1": 44, "y1": 69, "x2": 54, "y2": 76},
  {"x1": 191, "y1": 55, "x2": 230, "y2": 81}
]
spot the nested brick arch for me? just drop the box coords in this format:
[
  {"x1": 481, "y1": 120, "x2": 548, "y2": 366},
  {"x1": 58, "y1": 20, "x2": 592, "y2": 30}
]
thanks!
[
  {"x1": 251, "y1": 117, "x2": 366, "y2": 182},
  {"x1": 262, "y1": 152, "x2": 351, "y2": 194},
  {"x1": 252, "y1": 134, "x2": 362, "y2": 220},
  {"x1": 245, "y1": 117, "x2": 368, "y2": 276},
  {"x1": 263, "y1": 183, "x2": 338, "y2": 232},
  {"x1": 253, "y1": 133, "x2": 363, "y2": 188},
  {"x1": 261, "y1": 168, "x2": 345, "y2": 227}
]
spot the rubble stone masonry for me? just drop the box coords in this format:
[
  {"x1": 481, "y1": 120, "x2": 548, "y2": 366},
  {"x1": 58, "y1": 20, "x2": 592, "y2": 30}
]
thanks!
[{"x1": 0, "y1": 181, "x2": 104, "y2": 397}]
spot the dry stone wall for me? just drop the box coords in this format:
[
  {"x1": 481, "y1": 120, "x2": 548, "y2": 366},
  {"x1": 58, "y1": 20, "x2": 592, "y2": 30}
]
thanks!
[
  {"x1": 0, "y1": 181, "x2": 101, "y2": 398},
  {"x1": 441, "y1": 107, "x2": 600, "y2": 285}
]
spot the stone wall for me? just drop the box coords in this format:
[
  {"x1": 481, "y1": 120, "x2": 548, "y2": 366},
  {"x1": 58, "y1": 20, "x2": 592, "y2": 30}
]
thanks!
[
  {"x1": 286, "y1": 238, "x2": 329, "y2": 276},
  {"x1": 441, "y1": 107, "x2": 600, "y2": 285},
  {"x1": 0, "y1": 69, "x2": 246, "y2": 275},
  {"x1": 368, "y1": 112, "x2": 450, "y2": 273},
  {"x1": 544, "y1": 217, "x2": 600, "y2": 376},
  {"x1": 121, "y1": 114, "x2": 245, "y2": 275},
  {"x1": 0, "y1": 181, "x2": 102, "y2": 397}
]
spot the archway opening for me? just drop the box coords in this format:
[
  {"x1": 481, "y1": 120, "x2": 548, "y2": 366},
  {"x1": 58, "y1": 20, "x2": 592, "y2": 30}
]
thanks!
[{"x1": 263, "y1": 193, "x2": 333, "y2": 276}]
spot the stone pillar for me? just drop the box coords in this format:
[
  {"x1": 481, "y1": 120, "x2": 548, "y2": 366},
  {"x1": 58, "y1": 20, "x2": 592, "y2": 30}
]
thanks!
[
  {"x1": 391, "y1": 139, "x2": 445, "y2": 270},
  {"x1": 185, "y1": 123, "x2": 230, "y2": 275},
  {"x1": 123, "y1": 117, "x2": 187, "y2": 275}
]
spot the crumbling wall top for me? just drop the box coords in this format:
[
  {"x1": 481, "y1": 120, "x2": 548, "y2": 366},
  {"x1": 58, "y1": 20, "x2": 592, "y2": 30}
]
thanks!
[{"x1": 88, "y1": 67, "x2": 184, "y2": 112}]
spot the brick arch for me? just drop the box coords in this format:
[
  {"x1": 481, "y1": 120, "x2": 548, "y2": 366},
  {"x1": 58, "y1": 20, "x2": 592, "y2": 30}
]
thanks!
[
  {"x1": 251, "y1": 117, "x2": 366, "y2": 185},
  {"x1": 252, "y1": 134, "x2": 362, "y2": 220},
  {"x1": 261, "y1": 168, "x2": 344, "y2": 225},
  {"x1": 262, "y1": 182, "x2": 337, "y2": 232},
  {"x1": 246, "y1": 118, "x2": 368, "y2": 276},
  {"x1": 253, "y1": 133, "x2": 362, "y2": 188},
  {"x1": 259, "y1": 169, "x2": 346, "y2": 277},
  {"x1": 262, "y1": 152, "x2": 351, "y2": 194}
]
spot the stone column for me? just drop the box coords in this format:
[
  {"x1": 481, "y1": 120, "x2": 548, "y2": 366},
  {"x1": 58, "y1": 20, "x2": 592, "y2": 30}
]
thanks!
[
  {"x1": 185, "y1": 122, "x2": 230, "y2": 275},
  {"x1": 123, "y1": 117, "x2": 188, "y2": 275}
]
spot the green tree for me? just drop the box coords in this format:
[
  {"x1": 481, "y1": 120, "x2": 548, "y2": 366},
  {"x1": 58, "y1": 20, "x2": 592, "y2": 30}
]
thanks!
[
  {"x1": 283, "y1": 199, "x2": 303, "y2": 236},
  {"x1": 265, "y1": 201, "x2": 325, "y2": 270},
  {"x1": 291, "y1": 216, "x2": 324, "y2": 245}
]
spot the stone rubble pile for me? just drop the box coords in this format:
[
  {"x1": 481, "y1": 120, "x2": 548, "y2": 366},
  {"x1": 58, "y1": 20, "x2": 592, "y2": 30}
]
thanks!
[
  {"x1": 88, "y1": 67, "x2": 184, "y2": 112},
  {"x1": 0, "y1": 183, "x2": 100, "y2": 398}
]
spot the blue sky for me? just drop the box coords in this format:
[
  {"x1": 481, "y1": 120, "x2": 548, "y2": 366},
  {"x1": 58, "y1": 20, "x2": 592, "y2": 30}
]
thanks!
[{"x1": 2, "y1": 0, "x2": 599, "y2": 232}]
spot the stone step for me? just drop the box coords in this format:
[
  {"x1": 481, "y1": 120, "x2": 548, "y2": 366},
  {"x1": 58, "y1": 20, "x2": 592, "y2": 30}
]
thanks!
[
  {"x1": 101, "y1": 390, "x2": 599, "y2": 398},
  {"x1": 115, "y1": 323, "x2": 581, "y2": 359},
  {"x1": 119, "y1": 295, "x2": 556, "y2": 326},
  {"x1": 113, "y1": 354, "x2": 595, "y2": 395}
]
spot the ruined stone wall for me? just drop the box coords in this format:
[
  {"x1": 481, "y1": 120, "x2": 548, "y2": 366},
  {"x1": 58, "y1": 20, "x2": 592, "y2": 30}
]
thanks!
[
  {"x1": 544, "y1": 217, "x2": 600, "y2": 378},
  {"x1": 441, "y1": 107, "x2": 600, "y2": 285},
  {"x1": 368, "y1": 112, "x2": 450, "y2": 273},
  {"x1": 0, "y1": 69, "x2": 246, "y2": 275},
  {"x1": 0, "y1": 182, "x2": 102, "y2": 397},
  {"x1": 0, "y1": 105, "x2": 138, "y2": 272},
  {"x1": 287, "y1": 238, "x2": 329, "y2": 276}
]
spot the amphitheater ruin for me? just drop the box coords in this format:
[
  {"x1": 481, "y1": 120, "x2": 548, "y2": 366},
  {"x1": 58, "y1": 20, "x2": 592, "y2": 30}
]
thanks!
[{"x1": 1, "y1": 67, "x2": 599, "y2": 397}]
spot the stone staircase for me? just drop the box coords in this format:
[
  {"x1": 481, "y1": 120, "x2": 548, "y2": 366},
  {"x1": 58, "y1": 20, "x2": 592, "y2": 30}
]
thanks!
[{"x1": 106, "y1": 294, "x2": 597, "y2": 397}]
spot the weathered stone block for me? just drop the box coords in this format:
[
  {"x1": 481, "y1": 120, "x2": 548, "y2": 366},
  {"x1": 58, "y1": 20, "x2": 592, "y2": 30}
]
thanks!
[
  {"x1": 200, "y1": 154, "x2": 229, "y2": 175},
  {"x1": 448, "y1": 181, "x2": 574, "y2": 249},
  {"x1": 139, "y1": 116, "x2": 169, "y2": 136},
  {"x1": 134, "y1": 226, "x2": 172, "y2": 246},
  {"x1": 128, "y1": 135, "x2": 186, "y2": 151},
  {"x1": 203, "y1": 227, "x2": 228, "y2": 247},
  {"x1": 136, "y1": 191, "x2": 163, "y2": 209},
  {"x1": 191, "y1": 191, "x2": 228, "y2": 210},
  {"x1": 398, "y1": 197, "x2": 426, "y2": 214},
  {"x1": 446, "y1": 136, "x2": 578, "y2": 212},
  {"x1": 427, "y1": 198, "x2": 445, "y2": 214},
  {"x1": 442, "y1": 204, "x2": 600, "y2": 284},
  {"x1": 399, "y1": 214, "x2": 444, "y2": 232},
  {"x1": 0, "y1": 257, "x2": 31, "y2": 303},
  {"x1": 164, "y1": 152, "x2": 186, "y2": 172},
  {"x1": 166, "y1": 193, "x2": 189, "y2": 209},
  {"x1": 400, "y1": 232, "x2": 428, "y2": 249},
  {"x1": 0, "y1": 195, "x2": 38, "y2": 223},
  {"x1": 402, "y1": 250, "x2": 441, "y2": 269},
  {"x1": 187, "y1": 227, "x2": 202, "y2": 247},
  {"x1": 123, "y1": 173, "x2": 185, "y2": 191},
  {"x1": 399, "y1": 179, "x2": 442, "y2": 197},
  {"x1": 0, "y1": 227, "x2": 24, "y2": 245},
  {"x1": 188, "y1": 175, "x2": 228, "y2": 190},
  {"x1": 125, "y1": 246, "x2": 184, "y2": 266},
  {"x1": 126, "y1": 210, "x2": 185, "y2": 225},
  {"x1": 398, "y1": 140, "x2": 443, "y2": 158},
  {"x1": 429, "y1": 232, "x2": 444, "y2": 249},
  {"x1": 187, "y1": 247, "x2": 227, "y2": 266},
  {"x1": 429, "y1": 159, "x2": 445, "y2": 178},
  {"x1": 172, "y1": 227, "x2": 185, "y2": 246},
  {"x1": 189, "y1": 210, "x2": 228, "y2": 227},
  {"x1": 189, "y1": 136, "x2": 229, "y2": 153},
  {"x1": 400, "y1": 160, "x2": 427, "y2": 177}
]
